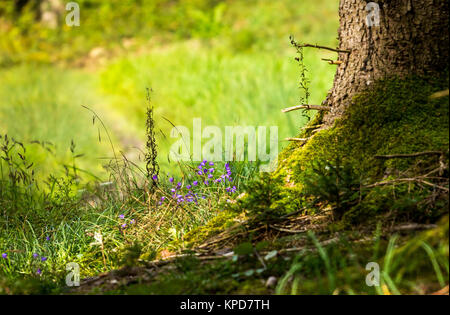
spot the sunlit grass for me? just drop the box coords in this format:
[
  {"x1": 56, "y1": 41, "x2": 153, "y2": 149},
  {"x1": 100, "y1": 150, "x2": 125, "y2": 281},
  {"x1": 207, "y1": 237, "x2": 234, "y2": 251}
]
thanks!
[{"x1": 99, "y1": 42, "x2": 336, "y2": 170}]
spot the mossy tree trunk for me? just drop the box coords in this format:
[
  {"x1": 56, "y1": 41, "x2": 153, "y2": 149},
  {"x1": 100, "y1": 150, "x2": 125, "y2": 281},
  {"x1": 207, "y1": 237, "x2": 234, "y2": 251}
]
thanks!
[{"x1": 323, "y1": 0, "x2": 449, "y2": 125}]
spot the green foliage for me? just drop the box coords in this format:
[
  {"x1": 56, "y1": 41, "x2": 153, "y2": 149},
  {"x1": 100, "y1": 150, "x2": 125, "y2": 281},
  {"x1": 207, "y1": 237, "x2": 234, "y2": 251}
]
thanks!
[
  {"x1": 0, "y1": 0, "x2": 338, "y2": 66},
  {"x1": 303, "y1": 158, "x2": 361, "y2": 220},
  {"x1": 232, "y1": 173, "x2": 302, "y2": 222},
  {"x1": 275, "y1": 217, "x2": 449, "y2": 295}
]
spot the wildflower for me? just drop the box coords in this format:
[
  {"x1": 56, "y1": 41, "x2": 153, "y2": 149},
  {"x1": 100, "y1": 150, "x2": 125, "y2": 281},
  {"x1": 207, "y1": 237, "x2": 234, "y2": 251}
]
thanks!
[
  {"x1": 209, "y1": 168, "x2": 214, "y2": 173},
  {"x1": 130, "y1": 219, "x2": 136, "y2": 224},
  {"x1": 186, "y1": 184, "x2": 192, "y2": 189},
  {"x1": 197, "y1": 170, "x2": 203, "y2": 175},
  {"x1": 201, "y1": 160, "x2": 207, "y2": 166},
  {"x1": 208, "y1": 174, "x2": 213, "y2": 179},
  {"x1": 161, "y1": 196, "x2": 166, "y2": 201},
  {"x1": 209, "y1": 162, "x2": 214, "y2": 166},
  {"x1": 33, "y1": 253, "x2": 39, "y2": 258},
  {"x1": 37, "y1": 268, "x2": 42, "y2": 275},
  {"x1": 119, "y1": 214, "x2": 125, "y2": 219},
  {"x1": 1, "y1": 253, "x2": 7, "y2": 259},
  {"x1": 152, "y1": 175, "x2": 158, "y2": 181},
  {"x1": 193, "y1": 180, "x2": 198, "y2": 186},
  {"x1": 46, "y1": 236, "x2": 51, "y2": 241},
  {"x1": 41, "y1": 257, "x2": 47, "y2": 262},
  {"x1": 171, "y1": 188, "x2": 176, "y2": 193},
  {"x1": 121, "y1": 223, "x2": 127, "y2": 228},
  {"x1": 169, "y1": 177, "x2": 174, "y2": 183},
  {"x1": 204, "y1": 180, "x2": 209, "y2": 185},
  {"x1": 176, "y1": 182, "x2": 182, "y2": 189}
]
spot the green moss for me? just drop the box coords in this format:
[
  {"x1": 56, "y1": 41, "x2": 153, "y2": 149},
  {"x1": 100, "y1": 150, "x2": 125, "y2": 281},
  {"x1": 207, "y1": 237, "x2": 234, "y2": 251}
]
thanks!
[
  {"x1": 172, "y1": 210, "x2": 238, "y2": 249},
  {"x1": 248, "y1": 73, "x2": 449, "y2": 223}
]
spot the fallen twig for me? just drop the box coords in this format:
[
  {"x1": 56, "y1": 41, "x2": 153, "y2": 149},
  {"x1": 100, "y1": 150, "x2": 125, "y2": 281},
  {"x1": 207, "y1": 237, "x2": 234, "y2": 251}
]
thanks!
[
  {"x1": 374, "y1": 151, "x2": 444, "y2": 159},
  {"x1": 429, "y1": 89, "x2": 449, "y2": 99},
  {"x1": 362, "y1": 177, "x2": 449, "y2": 192},
  {"x1": 390, "y1": 223, "x2": 438, "y2": 232}
]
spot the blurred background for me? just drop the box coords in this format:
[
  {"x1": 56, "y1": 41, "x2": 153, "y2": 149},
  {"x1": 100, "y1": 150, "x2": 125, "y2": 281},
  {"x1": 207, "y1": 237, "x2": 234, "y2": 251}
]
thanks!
[{"x1": 0, "y1": 0, "x2": 339, "y2": 179}]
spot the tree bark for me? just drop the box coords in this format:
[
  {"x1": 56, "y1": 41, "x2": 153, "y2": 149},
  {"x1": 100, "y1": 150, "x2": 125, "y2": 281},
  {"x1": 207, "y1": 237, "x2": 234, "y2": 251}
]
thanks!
[{"x1": 323, "y1": 0, "x2": 449, "y2": 126}]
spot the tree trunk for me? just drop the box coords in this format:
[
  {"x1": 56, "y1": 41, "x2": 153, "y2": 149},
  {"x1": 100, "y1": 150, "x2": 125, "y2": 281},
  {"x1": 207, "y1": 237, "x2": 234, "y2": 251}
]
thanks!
[{"x1": 323, "y1": 0, "x2": 449, "y2": 125}]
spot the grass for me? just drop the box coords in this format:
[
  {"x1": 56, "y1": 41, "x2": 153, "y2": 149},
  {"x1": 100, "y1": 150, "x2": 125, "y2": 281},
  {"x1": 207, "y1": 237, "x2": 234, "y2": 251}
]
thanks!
[
  {"x1": 0, "y1": 64, "x2": 111, "y2": 179},
  {"x1": 99, "y1": 42, "x2": 336, "y2": 170}
]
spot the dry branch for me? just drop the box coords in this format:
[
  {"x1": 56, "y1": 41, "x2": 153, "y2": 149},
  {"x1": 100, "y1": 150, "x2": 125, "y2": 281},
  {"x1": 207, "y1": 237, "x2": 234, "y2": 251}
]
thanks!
[
  {"x1": 298, "y1": 43, "x2": 351, "y2": 54},
  {"x1": 430, "y1": 89, "x2": 449, "y2": 99},
  {"x1": 284, "y1": 137, "x2": 310, "y2": 142},
  {"x1": 321, "y1": 58, "x2": 342, "y2": 65},
  {"x1": 362, "y1": 177, "x2": 449, "y2": 192},
  {"x1": 301, "y1": 124, "x2": 323, "y2": 131},
  {"x1": 374, "y1": 151, "x2": 444, "y2": 159},
  {"x1": 282, "y1": 105, "x2": 331, "y2": 113}
]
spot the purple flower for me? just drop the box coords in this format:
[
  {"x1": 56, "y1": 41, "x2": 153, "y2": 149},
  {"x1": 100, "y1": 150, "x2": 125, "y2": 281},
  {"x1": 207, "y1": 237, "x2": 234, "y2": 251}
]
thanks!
[
  {"x1": 176, "y1": 182, "x2": 182, "y2": 189},
  {"x1": 169, "y1": 177, "x2": 174, "y2": 183},
  {"x1": 41, "y1": 257, "x2": 47, "y2": 262},
  {"x1": 1, "y1": 253, "x2": 7, "y2": 259},
  {"x1": 197, "y1": 171, "x2": 203, "y2": 175},
  {"x1": 33, "y1": 253, "x2": 39, "y2": 258},
  {"x1": 152, "y1": 175, "x2": 158, "y2": 181},
  {"x1": 37, "y1": 268, "x2": 42, "y2": 275},
  {"x1": 209, "y1": 168, "x2": 214, "y2": 173},
  {"x1": 119, "y1": 214, "x2": 125, "y2": 219},
  {"x1": 193, "y1": 181, "x2": 198, "y2": 186},
  {"x1": 208, "y1": 174, "x2": 213, "y2": 179},
  {"x1": 209, "y1": 162, "x2": 214, "y2": 166},
  {"x1": 171, "y1": 188, "x2": 176, "y2": 193},
  {"x1": 204, "y1": 180, "x2": 210, "y2": 185},
  {"x1": 130, "y1": 219, "x2": 136, "y2": 224},
  {"x1": 46, "y1": 236, "x2": 51, "y2": 241},
  {"x1": 186, "y1": 185, "x2": 192, "y2": 189},
  {"x1": 161, "y1": 196, "x2": 166, "y2": 201},
  {"x1": 121, "y1": 223, "x2": 127, "y2": 228}
]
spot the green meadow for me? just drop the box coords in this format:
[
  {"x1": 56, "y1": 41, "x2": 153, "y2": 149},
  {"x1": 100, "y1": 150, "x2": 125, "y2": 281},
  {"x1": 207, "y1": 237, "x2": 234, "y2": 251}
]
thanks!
[{"x1": 1, "y1": 0, "x2": 338, "y2": 176}]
